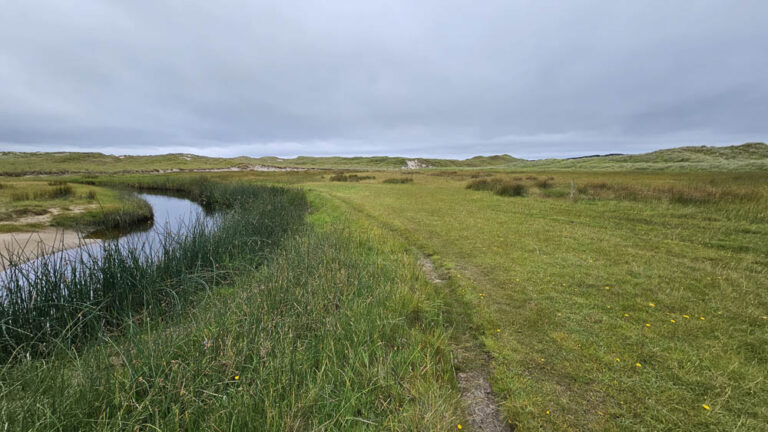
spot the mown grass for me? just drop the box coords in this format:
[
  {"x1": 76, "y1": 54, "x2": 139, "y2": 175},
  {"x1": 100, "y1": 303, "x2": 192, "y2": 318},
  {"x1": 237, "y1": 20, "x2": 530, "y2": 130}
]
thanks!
[
  {"x1": 0, "y1": 178, "x2": 464, "y2": 430},
  {"x1": 308, "y1": 170, "x2": 768, "y2": 430}
]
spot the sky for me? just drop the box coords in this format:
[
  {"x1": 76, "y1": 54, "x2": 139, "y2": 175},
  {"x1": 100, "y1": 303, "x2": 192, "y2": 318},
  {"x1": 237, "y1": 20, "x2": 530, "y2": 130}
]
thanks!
[{"x1": 1, "y1": 1, "x2": 766, "y2": 160}]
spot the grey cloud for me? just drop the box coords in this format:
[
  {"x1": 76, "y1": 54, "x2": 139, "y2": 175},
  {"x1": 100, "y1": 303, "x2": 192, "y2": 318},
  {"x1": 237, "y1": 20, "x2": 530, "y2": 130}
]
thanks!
[{"x1": 0, "y1": 0, "x2": 766, "y2": 158}]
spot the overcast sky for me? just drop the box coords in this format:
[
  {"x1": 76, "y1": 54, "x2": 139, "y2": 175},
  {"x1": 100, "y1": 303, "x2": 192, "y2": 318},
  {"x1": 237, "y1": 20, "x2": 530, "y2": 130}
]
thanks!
[{"x1": 1, "y1": 1, "x2": 766, "y2": 159}]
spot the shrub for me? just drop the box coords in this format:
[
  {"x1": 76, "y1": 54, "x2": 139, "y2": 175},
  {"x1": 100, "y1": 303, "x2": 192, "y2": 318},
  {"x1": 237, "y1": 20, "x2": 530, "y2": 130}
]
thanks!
[
  {"x1": 466, "y1": 178, "x2": 499, "y2": 191},
  {"x1": 383, "y1": 177, "x2": 414, "y2": 184},
  {"x1": 329, "y1": 173, "x2": 376, "y2": 182},
  {"x1": 495, "y1": 181, "x2": 527, "y2": 197},
  {"x1": 534, "y1": 179, "x2": 553, "y2": 189}
]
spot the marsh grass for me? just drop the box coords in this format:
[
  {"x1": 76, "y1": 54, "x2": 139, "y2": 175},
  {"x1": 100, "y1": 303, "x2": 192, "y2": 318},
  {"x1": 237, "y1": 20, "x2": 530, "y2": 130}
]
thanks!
[
  {"x1": 382, "y1": 177, "x2": 414, "y2": 184},
  {"x1": 466, "y1": 177, "x2": 528, "y2": 196},
  {"x1": 0, "y1": 180, "x2": 308, "y2": 361},
  {"x1": 329, "y1": 173, "x2": 376, "y2": 182},
  {"x1": 0, "y1": 188, "x2": 463, "y2": 430}
]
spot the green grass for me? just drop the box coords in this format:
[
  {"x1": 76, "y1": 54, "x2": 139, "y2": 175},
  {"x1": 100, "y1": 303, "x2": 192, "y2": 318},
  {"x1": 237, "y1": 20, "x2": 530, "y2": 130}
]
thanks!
[
  {"x1": 0, "y1": 179, "x2": 307, "y2": 360},
  {"x1": 0, "y1": 177, "x2": 464, "y2": 430},
  {"x1": 307, "y1": 170, "x2": 768, "y2": 430},
  {"x1": 3, "y1": 142, "x2": 766, "y2": 174},
  {"x1": 0, "y1": 180, "x2": 153, "y2": 234}
]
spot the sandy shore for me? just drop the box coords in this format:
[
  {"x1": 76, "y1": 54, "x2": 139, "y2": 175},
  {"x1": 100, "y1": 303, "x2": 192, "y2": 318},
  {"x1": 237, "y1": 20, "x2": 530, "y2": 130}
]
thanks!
[{"x1": 0, "y1": 228, "x2": 98, "y2": 270}]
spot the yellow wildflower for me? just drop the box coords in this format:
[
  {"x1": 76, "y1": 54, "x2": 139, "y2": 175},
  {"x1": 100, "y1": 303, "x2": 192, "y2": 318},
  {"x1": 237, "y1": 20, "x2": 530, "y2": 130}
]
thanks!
[
  {"x1": 645, "y1": 323, "x2": 651, "y2": 327},
  {"x1": 702, "y1": 404, "x2": 711, "y2": 410},
  {"x1": 649, "y1": 302, "x2": 655, "y2": 307},
  {"x1": 546, "y1": 410, "x2": 550, "y2": 415},
  {"x1": 683, "y1": 314, "x2": 690, "y2": 319},
  {"x1": 635, "y1": 362, "x2": 642, "y2": 368},
  {"x1": 234, "y1": 375, "x2": 239, "y2": 380},
  {"x1": 670, "y1": 319, "x2": 676, "y2": 323},
  {"x1": 457, "y1": 425, "x2": 462, "y2": 430},
  {"x1": 624, "y1": 313, "x2": 629, "y2": 317},
  {"x1": 700, "y1": 316, "x2": 706, "y2": 320}
]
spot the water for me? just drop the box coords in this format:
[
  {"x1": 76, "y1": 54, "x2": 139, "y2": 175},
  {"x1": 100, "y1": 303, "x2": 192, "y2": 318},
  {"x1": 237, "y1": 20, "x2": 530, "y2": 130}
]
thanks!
[{"x1": 0, "y1": 193, "x2": 217, "y2": 287}]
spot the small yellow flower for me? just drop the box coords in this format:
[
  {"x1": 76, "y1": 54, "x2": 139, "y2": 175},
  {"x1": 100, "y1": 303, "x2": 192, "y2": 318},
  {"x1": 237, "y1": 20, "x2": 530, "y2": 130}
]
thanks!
[
  {"x1": 683, "y1": 314, "x2": 690, "y2": 319},
  {"x1": 645, "y1": 323, "x2": 651, "y2": 327},
  {"x1": 700, "y1": 316, "x2": 706, "y2": 320},
  {"x1": 624, "y1": 313, "x2": 630, "y2": 317},
  {"x1": 762, "y1": 316, "x2": 767, "y2": 320},
  {"x1": 670, "y1": 319, "x2": 676, "y2": 323},
  {"x1": 702, "y1": 404, "x2": 711, "y2": 411},
  {"x1": 546, "y1": 410, "x2": 550, "y2": 415},
  {"x1": 635, "y1": 362, "x2": 642, "y2": 368},
  {"x1": 649, "y1": 302, "x2": 655, "y2": 307},
  {"x1": 457, "y1": 425, "x2": 462, "y2": 429},
  {"x1": 616, "y1": 358, "x2": 621, "y2": 362},
  {"x1": 496, "y1": 328, "x2": 501, "y2": 333},
  {"x1": 234, "y1": 375, "x2": 239, "y2": 380},
  {"x1": 604, "y1": 286, "x2": 610, "y2": 290}
]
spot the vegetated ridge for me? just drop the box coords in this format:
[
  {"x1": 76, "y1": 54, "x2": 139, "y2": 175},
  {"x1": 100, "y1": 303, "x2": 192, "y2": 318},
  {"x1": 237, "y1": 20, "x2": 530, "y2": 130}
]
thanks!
[{"x1": 1, "y1": 142, "x2": 766, "y2": 174}]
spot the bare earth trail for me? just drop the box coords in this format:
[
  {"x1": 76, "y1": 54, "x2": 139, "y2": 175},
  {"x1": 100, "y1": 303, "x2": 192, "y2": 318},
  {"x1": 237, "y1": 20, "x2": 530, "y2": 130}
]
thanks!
[
  {"x1": 420, "y1": 254, "x2": 509, "y2": 432},
  {"x1": 321, "y1": 187, "x2": 510, "y2": 431}
]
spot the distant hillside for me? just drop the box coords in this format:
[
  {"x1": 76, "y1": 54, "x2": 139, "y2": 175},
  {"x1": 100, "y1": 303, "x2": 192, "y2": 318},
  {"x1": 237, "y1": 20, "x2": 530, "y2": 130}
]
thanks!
[
  {"x1": 519, "y1": 142, "x2": 768, "y2": 171},
  {"x1": 0, "y1": 152, "x2": 522, "y2": 175},
  {"x1": 1, "y1": 143, "x2": 765, "y2": 175}
]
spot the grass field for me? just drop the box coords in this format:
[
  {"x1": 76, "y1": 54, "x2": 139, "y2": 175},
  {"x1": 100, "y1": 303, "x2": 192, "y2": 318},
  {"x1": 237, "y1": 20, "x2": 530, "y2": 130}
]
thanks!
[
  {"x1": 303, "y1": 170, "x2": 768, "y2": 430},
  {"x1": 1, "y1": 146, "x2": 767, "y2": 430}
]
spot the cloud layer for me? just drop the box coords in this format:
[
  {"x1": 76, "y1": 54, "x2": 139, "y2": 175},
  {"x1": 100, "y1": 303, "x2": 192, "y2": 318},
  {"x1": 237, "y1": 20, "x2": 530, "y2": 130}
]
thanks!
[{"x1": 1, "y1": 1, "x2": 766, "y2": 158}]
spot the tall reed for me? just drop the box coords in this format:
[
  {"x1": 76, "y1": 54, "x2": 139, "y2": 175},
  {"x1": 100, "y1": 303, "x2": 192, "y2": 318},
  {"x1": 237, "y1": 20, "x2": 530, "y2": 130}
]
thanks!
[{"x1": 0, "y1": 180, "x2": 308, "y2": 361}]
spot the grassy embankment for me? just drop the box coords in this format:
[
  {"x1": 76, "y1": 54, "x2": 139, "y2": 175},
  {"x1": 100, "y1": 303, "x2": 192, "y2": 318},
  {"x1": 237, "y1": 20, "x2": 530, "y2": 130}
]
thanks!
[
  {"x1": 306, "y1": 169, "x2": 768, "y2": 430},
  {"x1": 0, "y1": 179, "x2": 152, "y2": 234},
  {"x1": 0, "y1": 175, "x2": 465, "y2": 430}
]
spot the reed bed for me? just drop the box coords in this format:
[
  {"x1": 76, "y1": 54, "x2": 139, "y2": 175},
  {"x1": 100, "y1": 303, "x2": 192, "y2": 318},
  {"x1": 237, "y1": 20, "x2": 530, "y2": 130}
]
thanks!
[{"x1": 0, "y1": 180, "x2": 307, "y2": 361}]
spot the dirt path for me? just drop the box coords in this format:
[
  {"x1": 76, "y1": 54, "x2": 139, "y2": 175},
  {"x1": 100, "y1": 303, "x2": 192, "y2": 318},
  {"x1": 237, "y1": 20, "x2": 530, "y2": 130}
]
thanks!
[
  {"x1": 419, "y1": 255, "x2": 509, "y2": 431},
  {"x1": 0, "y1": 228, "x2": 97, "y2": 270}
]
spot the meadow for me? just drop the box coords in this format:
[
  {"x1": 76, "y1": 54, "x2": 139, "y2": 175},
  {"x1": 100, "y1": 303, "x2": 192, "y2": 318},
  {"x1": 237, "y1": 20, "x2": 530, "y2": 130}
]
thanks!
[
  {"x1": 305, "y1": 169, "x2": 768, "y2": 430},
  {"x1": 1, "y1": 145, "x2": 767, "y2": 430}
]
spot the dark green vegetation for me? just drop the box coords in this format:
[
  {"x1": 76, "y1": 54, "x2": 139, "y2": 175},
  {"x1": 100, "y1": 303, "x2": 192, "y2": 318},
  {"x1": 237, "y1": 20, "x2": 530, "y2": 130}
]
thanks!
[
  {"x1": 0, "y1": 176, "x2": 464, "y2": 430},
  {"x1": 382, "y1": 177, "x2": 414, "y2": 184},
  {"x1": 4, "y1": 142, "x2": 766, "y2": 174},
  {"x1": 467, "y1": 177, "x2": 529, "y2": 196},
  {"x1": 329, "y1": 173, "x2": 376, "y2": 182}
]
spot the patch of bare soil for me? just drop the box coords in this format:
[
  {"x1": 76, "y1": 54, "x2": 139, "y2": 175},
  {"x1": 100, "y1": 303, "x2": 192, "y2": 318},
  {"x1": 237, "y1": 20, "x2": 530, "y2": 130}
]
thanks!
[
  {"x1": 0, "y1": 204, "x2": 98, "y2": 226},
  {"x1": 0, "y1": 228, "x2": 97, "y2": 270},
  {"x1": 419, "y1": 255, "x2": 509, "y2": 431}
]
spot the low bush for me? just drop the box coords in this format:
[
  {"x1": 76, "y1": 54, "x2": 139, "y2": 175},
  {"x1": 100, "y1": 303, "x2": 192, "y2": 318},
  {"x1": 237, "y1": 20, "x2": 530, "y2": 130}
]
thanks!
[
  {"x1": 329, "y1": 173, "x2": 376, "y2": 182},
  {"x1": 495, "y1": 181, "x2": 528, "y2": 197},
  {"x1": 382, "y1": 177, "x2": 414, "y2": 184}
]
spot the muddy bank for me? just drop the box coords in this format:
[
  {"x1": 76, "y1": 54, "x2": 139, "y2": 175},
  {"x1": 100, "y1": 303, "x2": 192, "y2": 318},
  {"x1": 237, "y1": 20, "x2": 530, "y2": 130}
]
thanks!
[{"x1": 0, "y1": 228, "x2": 96, "y2": 270}]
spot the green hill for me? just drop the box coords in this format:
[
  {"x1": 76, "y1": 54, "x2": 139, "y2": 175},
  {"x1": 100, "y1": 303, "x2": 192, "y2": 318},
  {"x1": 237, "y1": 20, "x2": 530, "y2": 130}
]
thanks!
[{"x1": 1, "y1": 143, "x2": 765, "y2": 175}]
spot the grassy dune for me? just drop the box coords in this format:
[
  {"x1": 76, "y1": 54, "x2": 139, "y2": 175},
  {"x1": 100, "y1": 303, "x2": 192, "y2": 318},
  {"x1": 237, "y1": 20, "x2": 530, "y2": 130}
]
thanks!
[{"x1": 3, "y1": 142, "x2": 766, "y2": 174}]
